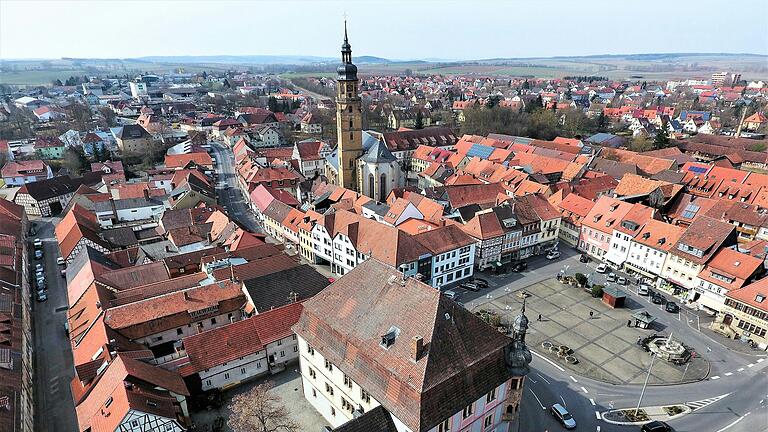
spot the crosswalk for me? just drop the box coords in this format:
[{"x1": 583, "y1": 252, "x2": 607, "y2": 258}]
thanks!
[{"x1": 686, "y1": 393, "x2": 731, "y2": 411}]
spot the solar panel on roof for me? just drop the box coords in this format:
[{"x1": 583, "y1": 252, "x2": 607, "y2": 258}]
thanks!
[
  {"x1": 689, "y1": 166, "x2": 708, "y2": 174},
  {"x1": 681, "y1": 203, "x2": 700, "y2": 219},
  {"x1": 466, "y1": 144, "x2": 494, "y2": 160}
]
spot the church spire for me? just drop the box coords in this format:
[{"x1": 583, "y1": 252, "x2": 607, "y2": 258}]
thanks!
[{"x1": 337, "y1": 20, "x2": 357, "y2": 81}]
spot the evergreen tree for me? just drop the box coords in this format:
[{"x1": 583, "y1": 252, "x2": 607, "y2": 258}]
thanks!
[
  {"x1": 267, "y1": 96, "x2": 278, "y2": 112},
  {"x1": 414, "y1": 110, "x2": 424, "y2": 129},
  {"x1": 597, "y1": 112, "x2": 608, "y2": 130},
  {"x1": 654, "y1": 129, "x2": 670, "y2": 148}
]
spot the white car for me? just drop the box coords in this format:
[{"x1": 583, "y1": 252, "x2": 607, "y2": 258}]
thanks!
[
  {"x1": 596, "y1": 263, "x2": 608, "y2": 273},
  {"x1": 443, "y1": 290, "x2": 459, "y2": 300},
  {"x1": 546, "y1": 250, "x2": 561, "y2": 260},
  {"x1": 57, "y1": 257, "x2": 66, "y2": 266}
]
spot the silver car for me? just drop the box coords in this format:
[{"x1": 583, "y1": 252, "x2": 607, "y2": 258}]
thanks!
[{"x1": 550, "y1": 403, "x2": 576, "y2": 429}]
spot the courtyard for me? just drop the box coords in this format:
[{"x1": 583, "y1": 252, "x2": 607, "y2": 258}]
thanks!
[
  {"x1": 473, "y1": 277, "x2": 710, "y2": 385},
  {"x1": 190, "y1": 367, "x2": 327, "y2": 432}
]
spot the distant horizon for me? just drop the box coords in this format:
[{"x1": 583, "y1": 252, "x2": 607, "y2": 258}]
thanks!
[
  {"x1": 1, "y1": 0, "x2": 766, "y2": 60},
  {"x1": 2, "y1": 51, "x2": 766, "y2": 63}
]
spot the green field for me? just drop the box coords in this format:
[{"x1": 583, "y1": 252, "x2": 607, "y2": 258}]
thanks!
[{"x1": 2, "y1": 53, "x2": 766, "y2": 86}]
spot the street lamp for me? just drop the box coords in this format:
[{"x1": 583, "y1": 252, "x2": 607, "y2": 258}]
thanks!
[{"x1": 636, "y1": 352, "x2": 659, "y2": 415}]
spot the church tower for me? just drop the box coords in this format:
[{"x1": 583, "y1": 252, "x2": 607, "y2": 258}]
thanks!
[{"x1": 335, "y1": 21, "x2": 363, "y2": 191}]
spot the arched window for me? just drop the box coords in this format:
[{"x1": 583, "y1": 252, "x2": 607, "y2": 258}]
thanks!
[
  {"x1": 368, "y1": 174, "x2": 375, "y2": 196},
  {"x1": 379, "y1": 173, "x2": 387, "y2": 201}
]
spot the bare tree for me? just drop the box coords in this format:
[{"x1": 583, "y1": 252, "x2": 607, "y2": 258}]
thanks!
[{"x1": 228, "y1": 383, "x2": 299, "y2": 432}]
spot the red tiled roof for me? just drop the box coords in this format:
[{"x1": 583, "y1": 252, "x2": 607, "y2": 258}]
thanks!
[{"x1": 181, "y1": 302, "x2": 303, "y2": 376}]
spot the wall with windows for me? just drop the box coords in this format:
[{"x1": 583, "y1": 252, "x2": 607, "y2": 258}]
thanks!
[
  {"x1": 134, "y1": 310, "x2": 243, "y2": 348},
  {"x1": 430, "y1": 244, "x2": 475, "y2": 289},
  {"x1": 297, "y1": 335, "x2": 383, "y2": 429},
  {"x1": 296, "y1": 335, "x2": 515, "y2": 432},
  {"x1": 625, "y1": 241, "x2": 668, "y2": 281},
  {"x1": 660, "y1": 253, "x2": 702, "y2": 290},
  {"x1": 198, "y1": 350, "x2": 268, "y2": 391},
  {"x1": 604, "y1": 230, "x2": 633, "y2": 268}
]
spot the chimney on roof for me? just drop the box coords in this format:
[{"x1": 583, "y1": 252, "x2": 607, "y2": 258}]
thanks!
[{"x1": 412, "y1": 335, "x2": 424, "y2": 361}]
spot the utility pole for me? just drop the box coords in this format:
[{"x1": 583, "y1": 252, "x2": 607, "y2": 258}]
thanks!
[{"x1": 636, "y1": 353, "x2": 658, "y2": 415}]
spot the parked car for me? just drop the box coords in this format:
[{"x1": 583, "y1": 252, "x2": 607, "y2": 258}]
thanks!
[
  {"x1": 550, "y1": 404, "x2": 576, "y2": 429},
  {"x1": 617, "y1": 276, "x2": 627, "y2": 285},
  {"x1": 638, "y1": 284, "x2": 650, "y2": 296},
  {"x1": 57, "y1": 257, "x2": 65, "y2": 266},
  {"x1": 36, "y1": 290, "x2": 47, "y2": 302},
  {"x1": 33, "y1": 238, "x2": 42, "y2": 249},
  {"x1": 35, "y1": 263, "x2": 43, "y2": 272},
  {"x1": 596, "y1": 263, "x2": 608, "y2": 273},
  {"x1": 651, "y1": 294, "x2": 664, "y2": 305},
  {"x1": 546, "y1": 250, "x2": 561, "y2": 260},
  {"x1": 36, "y1": 278, "x2": 46, "y2": 290},
  {"x1": 511, "y1": 261, "x2": 528, "y2": 272},
  {"x1": 607, "y1": 273, "x2": 617, "y2": 283},
  {"x1": 34, "y1": 249, "x2": 43, "y2": 260},
  {"x1": 579, "y1": 254, "x2": 590, "y2": 263},
  {"x1": 473, "y1": 278, "x2": 489, "y2": 288},
  {"x1": 60, "y1": 269, "x2": 66, "y2": 278},
  {"x1": 460, "y1": 282, "x2": 480, "y2": 292},
  {"x1": 443, "y1": 290, "x2": 459, "y2": 300},
  {"x1": 641, "y1": 420, "x2": 672, "y2": 432},
  {"x1": 665, "y1": 302, "x2": 679, "y2": 313}
]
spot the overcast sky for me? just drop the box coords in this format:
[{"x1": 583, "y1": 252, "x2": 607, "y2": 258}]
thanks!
[{"x1": 1, "y1": 0, "x2": 767, "y2": 60}]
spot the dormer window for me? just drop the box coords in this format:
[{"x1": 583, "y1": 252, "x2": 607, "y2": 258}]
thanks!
[
  {"x1": 380, "y1": 326, "x2": 400, "y2": 348},
  {"x1": 756, "y1": 295, "x2": 765, "y2": 303}
]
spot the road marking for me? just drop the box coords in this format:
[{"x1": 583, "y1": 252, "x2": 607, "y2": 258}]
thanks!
[
  {"x1": 531, "y1": 350, "x2": 565, "y2": 372},
  {"x1": 536, "y1": 372, "x2": 551, "y2": 384},
  {"x1": 686, "y1": 393, "x2": 731, "y2": 411},
  {"x1": 737, "y1": 368, "x2": 744, "y2": 372},
  {"x1": 528, "y1": 378, "x2": 537, "y2": 384},
  {"x1": 724, "y1": 372, "x2": 733, "y2": 376},
  {"x1": 560, "y1": 395, "x2": 566, "y2": 407},
  {"x1": 590, "y1": 398, "x2": 596, "y2": 406},
  {"x1": 716, "y1": 411, "x2": 750, "y2": 432},
  {"x1": 748, "y1": 363, "x2": 755, "y2": 367},
  {"x1": 581, "y1": 386, "x2": 589, "y2": 394},
  {"x1": 569, "y1": 375, "x2": 578, "y2": 383},
  {"x1": 595, "y1": 411, "x2": 601, "y2": 420},
  {"x1": 758, "y1": 358, "x2": 765, "y2": 363},
  {"x1": 528, "y1": 388, "x2": 546, "y2": 410},
  {"x1": 711, "y1": 375, "x2": 720, "y2": 380}
]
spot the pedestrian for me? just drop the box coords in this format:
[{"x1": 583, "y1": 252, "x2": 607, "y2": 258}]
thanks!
[
  {"x1": 627, "y1": 319, "x2": 632, "y2": 327},
  {"x1": 589, "y1": 310, "x2": 594, "y2": 319},
  {"x1": 537, "y1": 314, "x2": 542, "y2": 321}
]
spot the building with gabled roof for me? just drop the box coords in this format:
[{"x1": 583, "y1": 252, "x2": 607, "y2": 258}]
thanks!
[
  {"x1": 177, "y1": 302, "x2": 304, "y2": 391},
  {"x1": 625, "y1": 219, "x2": 685, "y2": 283},
  {"x1": 661, "y1": 216, "x2": 737, "y2": 292},
  {"x1": 293, "y1": 259, "x2": 529, "y2": 431},
  {"x1": 692, "y1": 248, "x2": 763, "y2": 314},
  {"x1": 712, "y1": 276, "x2": 768, "y2": 349},
  {"x1": 74, "y1": 354, "x2": 189, "y2": 432},
  {"x1": 579, "y1": 196, "x2": 635, "y2": 260}
]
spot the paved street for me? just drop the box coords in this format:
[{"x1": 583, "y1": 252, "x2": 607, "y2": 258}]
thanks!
[
  {"x1": 457, "y1": 247, "x2": 768, "y2": 432},
  {"x1": 210, "y1": 140, "x2": 262, "y2": 234},
  {"x1": 31, "y1": 218, "x2": 78, "y2": 432}
]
